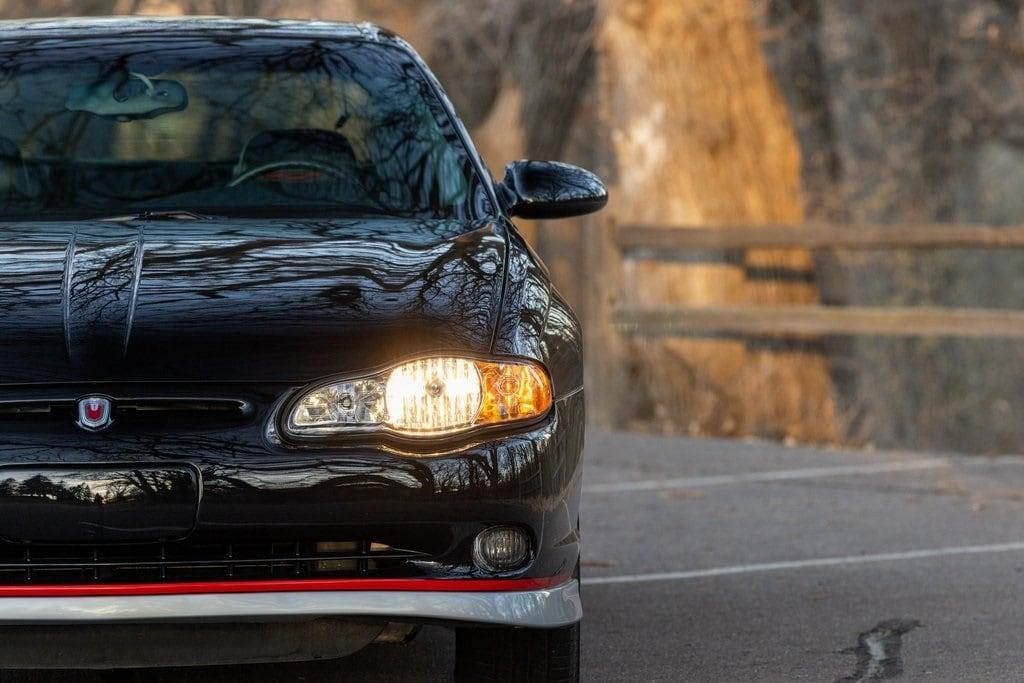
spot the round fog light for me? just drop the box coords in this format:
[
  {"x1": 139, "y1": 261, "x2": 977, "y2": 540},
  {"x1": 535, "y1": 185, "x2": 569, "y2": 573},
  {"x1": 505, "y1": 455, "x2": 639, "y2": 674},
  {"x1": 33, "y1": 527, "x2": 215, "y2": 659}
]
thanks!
[{"x1": 473, "y1": 526, "x2": 531, "y2": 573}]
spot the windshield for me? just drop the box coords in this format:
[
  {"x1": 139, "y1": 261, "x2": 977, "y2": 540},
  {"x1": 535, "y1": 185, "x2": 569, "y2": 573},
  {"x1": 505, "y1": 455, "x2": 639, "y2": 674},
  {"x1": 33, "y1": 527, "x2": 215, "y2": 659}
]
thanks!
[{"x1": 0, "y1": 36, "x2": 475, "y2": 220}]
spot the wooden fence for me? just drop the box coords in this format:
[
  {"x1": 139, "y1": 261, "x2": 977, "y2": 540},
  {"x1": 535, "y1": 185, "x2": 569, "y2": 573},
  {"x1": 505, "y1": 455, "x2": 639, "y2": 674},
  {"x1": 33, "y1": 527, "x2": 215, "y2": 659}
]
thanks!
[
  {"x1": 572, "y1": 221, "x2": 1024, "y2": 428},
  {"x1": 612, "y1": 223, "x2": 1024, "y2": 340}
]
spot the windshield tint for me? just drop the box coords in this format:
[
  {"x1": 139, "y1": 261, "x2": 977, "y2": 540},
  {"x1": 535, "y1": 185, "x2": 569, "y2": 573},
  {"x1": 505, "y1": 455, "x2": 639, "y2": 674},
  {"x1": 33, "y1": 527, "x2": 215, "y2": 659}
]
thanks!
[{"x1": 0, "y1": 36, "x2": 475, "y2": 220}]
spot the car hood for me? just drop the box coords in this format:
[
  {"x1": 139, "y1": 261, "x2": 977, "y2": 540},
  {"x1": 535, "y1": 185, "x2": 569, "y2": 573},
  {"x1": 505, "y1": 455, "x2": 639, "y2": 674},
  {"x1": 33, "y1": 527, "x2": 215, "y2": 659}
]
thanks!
[{"x1": 0, "y1": 218, "x2": 507, "y2": 384}]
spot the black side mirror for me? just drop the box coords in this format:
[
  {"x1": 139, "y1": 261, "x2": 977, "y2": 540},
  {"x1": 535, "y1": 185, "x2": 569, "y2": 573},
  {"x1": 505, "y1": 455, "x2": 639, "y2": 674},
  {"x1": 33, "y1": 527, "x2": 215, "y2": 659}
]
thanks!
[{"x1": 497, "y1": 160, "x2": 608, "y2": 219}]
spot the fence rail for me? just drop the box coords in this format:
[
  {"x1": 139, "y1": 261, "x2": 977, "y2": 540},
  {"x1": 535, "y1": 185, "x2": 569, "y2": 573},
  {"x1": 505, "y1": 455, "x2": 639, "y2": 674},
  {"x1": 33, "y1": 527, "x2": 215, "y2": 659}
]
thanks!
[
  {"x1": 616, "y1": 305, "x2": 1024, "y2": 339},
  {"x1": 616, "y1": 224, "x2": 1024, "y2": 251}
]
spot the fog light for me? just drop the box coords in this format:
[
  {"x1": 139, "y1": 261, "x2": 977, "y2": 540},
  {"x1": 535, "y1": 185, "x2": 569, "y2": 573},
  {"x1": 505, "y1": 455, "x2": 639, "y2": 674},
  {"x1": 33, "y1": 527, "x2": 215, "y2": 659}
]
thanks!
[{"x1": 473, "y1": 526, "x2": 531, "y2": 573}]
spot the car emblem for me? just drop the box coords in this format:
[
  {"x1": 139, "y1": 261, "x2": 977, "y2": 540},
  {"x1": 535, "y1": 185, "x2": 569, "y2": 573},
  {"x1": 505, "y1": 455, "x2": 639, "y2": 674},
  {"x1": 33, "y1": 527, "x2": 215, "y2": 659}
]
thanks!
[{"x1": 77, "y1": 396, "x2": 113, "y2": 431}]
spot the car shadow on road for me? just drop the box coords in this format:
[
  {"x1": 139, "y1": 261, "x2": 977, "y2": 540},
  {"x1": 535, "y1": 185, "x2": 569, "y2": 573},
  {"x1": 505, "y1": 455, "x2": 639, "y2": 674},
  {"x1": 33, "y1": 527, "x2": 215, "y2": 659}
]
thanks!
[{"x1": 1, "y1": 627, "x2": 454, "y2": 682}]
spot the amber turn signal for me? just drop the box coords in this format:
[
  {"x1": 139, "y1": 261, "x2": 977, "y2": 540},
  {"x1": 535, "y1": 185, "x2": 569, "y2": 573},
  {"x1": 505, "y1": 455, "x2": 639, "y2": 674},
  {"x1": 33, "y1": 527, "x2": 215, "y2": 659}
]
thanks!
[{"x1": 477, "y1": 361, "x2": 553, "y2": 426}]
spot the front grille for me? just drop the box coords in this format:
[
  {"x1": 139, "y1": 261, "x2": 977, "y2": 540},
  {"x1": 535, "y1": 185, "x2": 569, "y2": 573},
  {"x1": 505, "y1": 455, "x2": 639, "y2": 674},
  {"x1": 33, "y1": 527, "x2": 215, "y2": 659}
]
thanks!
[
  {"x1": 0, "y1": 397, "x2": 254, "y2": 429},
  {"x1": 0, "y1": 540, "x2": 428, "y2": 585}
]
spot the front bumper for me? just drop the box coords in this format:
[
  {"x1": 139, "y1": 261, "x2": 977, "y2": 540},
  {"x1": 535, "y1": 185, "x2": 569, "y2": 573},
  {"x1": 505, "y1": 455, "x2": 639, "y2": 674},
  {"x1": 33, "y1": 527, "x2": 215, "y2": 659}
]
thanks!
[
  {"x1": 0, "y1": 391, "x2": 585, "y2": 585},
  {"x1": 0, "y1": 578, "x2": 582, "y2": 629}
]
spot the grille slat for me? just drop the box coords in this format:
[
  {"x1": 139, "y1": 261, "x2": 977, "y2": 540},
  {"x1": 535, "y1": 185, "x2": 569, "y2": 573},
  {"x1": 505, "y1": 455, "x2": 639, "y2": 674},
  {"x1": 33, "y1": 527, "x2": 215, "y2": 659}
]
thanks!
[
  {"x1": 0, "y1": 551, "x2": 423, "y2": 570},
  {"x1": 0, "y1": 541, "x2": 427, "y2": 585}
]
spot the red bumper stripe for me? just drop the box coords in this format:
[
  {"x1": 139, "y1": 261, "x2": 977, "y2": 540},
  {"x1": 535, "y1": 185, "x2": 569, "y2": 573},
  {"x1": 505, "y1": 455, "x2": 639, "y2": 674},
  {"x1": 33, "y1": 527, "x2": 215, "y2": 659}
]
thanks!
[{"x1": 0, "y1": 576, "x2": 564, "y2": 598}]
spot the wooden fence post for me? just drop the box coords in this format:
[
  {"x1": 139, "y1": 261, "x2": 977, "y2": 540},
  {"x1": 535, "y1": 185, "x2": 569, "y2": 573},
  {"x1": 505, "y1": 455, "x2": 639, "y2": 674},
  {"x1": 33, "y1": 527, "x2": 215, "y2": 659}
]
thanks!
[{"x1": 580, "y1": 212, "x2": 624, "y2": 429}]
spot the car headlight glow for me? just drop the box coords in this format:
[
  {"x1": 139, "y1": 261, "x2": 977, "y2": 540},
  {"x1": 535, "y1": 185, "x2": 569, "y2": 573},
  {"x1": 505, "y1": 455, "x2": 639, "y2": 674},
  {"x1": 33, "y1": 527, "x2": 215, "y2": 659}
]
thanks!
[{"x1": 286, "y1": 357, "x2": 552, "y2": 438}]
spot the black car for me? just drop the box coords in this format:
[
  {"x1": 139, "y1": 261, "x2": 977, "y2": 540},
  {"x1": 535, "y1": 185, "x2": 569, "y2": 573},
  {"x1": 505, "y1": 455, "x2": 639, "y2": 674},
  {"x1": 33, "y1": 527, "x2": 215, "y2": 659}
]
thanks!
[{"x1": 0, "y1": 15, "x2": 606, "y2": 681}]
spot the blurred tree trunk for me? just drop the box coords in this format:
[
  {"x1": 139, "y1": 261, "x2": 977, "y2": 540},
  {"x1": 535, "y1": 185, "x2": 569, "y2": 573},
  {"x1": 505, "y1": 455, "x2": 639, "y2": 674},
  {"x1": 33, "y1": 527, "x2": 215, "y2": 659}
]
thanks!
[{"x1": 594, "y1": 0, "x2": 838, "y2": 440}]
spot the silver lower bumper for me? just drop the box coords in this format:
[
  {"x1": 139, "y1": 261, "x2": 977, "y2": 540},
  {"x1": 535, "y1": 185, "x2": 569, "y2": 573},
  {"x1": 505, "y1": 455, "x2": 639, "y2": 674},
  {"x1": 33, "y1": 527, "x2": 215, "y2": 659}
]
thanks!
[{"x1": 0, "y1": 579, "x2": 582, "y2": 629}]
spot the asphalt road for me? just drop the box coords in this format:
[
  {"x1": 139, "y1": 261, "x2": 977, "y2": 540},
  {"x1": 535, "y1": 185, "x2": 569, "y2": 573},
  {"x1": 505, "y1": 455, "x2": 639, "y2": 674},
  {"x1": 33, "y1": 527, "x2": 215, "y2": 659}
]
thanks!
[{"x1": 14, "y1": 431, "x2": 1024, "y2": 681}]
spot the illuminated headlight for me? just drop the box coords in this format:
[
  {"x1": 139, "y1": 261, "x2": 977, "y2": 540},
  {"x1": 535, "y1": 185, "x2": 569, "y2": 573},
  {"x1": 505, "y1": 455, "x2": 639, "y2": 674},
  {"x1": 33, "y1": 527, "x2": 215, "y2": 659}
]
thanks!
[{"x1": 286, "y1": 357, "x2": 553, "y2": 439}]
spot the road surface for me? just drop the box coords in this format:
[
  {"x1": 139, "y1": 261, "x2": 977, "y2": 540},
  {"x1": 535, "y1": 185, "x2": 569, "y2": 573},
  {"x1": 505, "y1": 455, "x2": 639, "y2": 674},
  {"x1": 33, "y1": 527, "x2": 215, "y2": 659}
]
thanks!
[{"x1": 14, "y1": 431, "x2": 1024, "y2": 681}]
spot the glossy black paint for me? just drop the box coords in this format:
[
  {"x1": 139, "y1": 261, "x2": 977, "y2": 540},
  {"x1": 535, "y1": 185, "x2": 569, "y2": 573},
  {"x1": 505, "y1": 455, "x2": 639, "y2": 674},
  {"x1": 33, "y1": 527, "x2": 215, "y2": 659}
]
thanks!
[
  {"x1": 0, "y1": 219, "x2": 506, "y2": 383},
  {"x1": 497, "y1": 160, "x2": 609, "y2": 220},
  {"x1": 0, "y1": 465, "x2": 199, "y2": 543},
  {"x1": 0, "y1": 17, "x2": 599, "y2": 585}
]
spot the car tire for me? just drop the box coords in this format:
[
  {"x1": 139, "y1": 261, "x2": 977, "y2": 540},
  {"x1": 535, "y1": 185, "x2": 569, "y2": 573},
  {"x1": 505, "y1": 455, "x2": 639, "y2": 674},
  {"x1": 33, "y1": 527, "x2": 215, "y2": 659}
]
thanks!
[
  {"x1": 454, "y1": 620, "x2": 580, "y2": 682},
  {"x1": 456, "y1": 535, "x2": 581, "y2": 682}
]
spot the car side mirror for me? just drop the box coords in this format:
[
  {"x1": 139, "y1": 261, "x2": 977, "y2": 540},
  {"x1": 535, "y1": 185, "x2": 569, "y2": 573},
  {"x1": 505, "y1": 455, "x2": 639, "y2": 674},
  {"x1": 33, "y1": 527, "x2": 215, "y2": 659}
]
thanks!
[{"x1": 496, "y1": 160, "x2": 608, "y2": 219}]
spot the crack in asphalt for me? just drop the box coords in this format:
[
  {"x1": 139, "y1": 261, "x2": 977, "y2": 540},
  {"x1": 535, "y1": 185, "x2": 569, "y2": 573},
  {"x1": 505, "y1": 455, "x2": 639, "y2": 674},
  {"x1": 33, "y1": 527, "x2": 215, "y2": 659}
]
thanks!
[{"x1": 837, "y1": 619, "x2": 922, "y2": 682}]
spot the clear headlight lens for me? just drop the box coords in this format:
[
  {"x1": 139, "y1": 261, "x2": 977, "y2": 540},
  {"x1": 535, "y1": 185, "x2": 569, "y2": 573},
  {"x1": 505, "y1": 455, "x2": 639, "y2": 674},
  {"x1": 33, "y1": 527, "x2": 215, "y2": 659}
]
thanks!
[
  {"x1": 289, "y1": 379, "x2": 386, "y2": 429},
  {"x1": 385, "y1": 357, "x2": 482, "y2": 434},
  {"x1": 286, "y1": 357, "x2": 552, "y2": 438}
]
